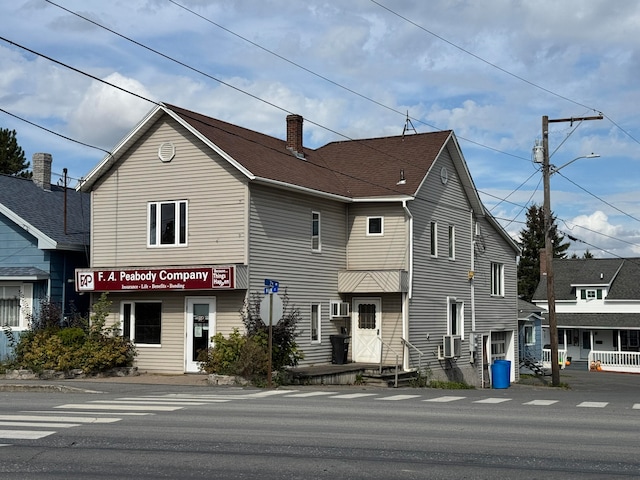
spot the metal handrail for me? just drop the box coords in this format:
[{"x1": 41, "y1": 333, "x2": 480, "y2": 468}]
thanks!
[
  {"x1": 401, "y1": 338, "x2": 425, "y2": 374},
  {"x1": 377, "y1": 337, "x2": 401, "y2": 388}
]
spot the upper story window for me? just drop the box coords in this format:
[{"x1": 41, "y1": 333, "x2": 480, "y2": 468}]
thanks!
[
  {"x1": 311, "y1": 211, "x2": 321, "y2": 252},
  {"x1": 581, "y1": 289, "x2": 603, "y2": 301},
  {"x1": 430, "y1": 221, "x2": 438, "y2": 257},
  {"x1": 148, "y1": 200, "x2": 187, "y2": 247},
  {"x1": 448, "y1": 225, "x2": 455, "y2": 259},
  {"x1": 491, "y1": 262, "x2": 504, "y2": 296},
  {"x1": 367, "y1": 216, "x2": 383, "y2": 236}
]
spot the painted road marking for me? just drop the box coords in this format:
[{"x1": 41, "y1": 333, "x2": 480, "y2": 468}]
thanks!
[
  {"x1": 424, "y1": 396, "x2": 466, "y2": 403},
  {"x1": 0, "y1": 429, "x2": 56, "y2": 440},
  {"x1": 330, "y1": 393, "x2": 378, "y2": 399},
  {"x1": 524, "y1": 400, "x2": 559, "y2": 406},
  {"x1": 474, "y1": 398, "x2": 512, "y2": 404},
  {"x1": 376, "y1": 395, "x2": 422, "y2": 401},
  {"x1": 577, "y1": 402, "x2": 608, "y2": 408},
  {"x1": 56, "y1": 404, "x2": 182, "y2": 411},
  {"x1": 0, "y1": 415, "x2": 121, "y2": 423},
  {"x1": 285, "y1": 392, "x2": 339, "y2": 397}
]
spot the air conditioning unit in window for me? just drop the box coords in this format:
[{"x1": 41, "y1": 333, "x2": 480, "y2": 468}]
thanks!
[
  {"x1": 441, "y1": 335, "x2": 462, "y2": 358},
  {"x1": 330, "y1": 301, "x2": 350, "y2": 318}
]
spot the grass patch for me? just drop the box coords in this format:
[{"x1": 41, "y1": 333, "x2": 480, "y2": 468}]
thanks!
[{"x1": 428, "y1": 380, "x2": 475, "y2": 389}]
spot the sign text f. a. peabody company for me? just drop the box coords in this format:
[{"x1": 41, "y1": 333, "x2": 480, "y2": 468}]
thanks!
[{"x1": 76, "y1": 267, "x2": 235, "y2": 292}]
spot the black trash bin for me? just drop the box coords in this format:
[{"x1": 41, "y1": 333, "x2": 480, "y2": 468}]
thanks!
[{"x1": 330, "y1": 334, "x2": 351, "y2": 364}]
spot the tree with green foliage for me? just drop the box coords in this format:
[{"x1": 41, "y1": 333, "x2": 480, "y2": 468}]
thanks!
[
  {"x1": 0, "y1": 128, "x2": 30, "y2": 176},
  {"x1": 517, "y1": 204, "x2": 570, "y2": 302}
]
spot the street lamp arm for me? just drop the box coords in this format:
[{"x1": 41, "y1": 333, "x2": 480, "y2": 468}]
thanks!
[{"x1": 550, "y1": 153, "x2": 600, "y2": 175}]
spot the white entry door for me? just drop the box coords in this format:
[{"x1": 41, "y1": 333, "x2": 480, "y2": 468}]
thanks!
[
  {"x1": 351, "y1": 297, "x2": 381, "y2": 363},
  {"x1": 185, "y1": 297, "x2": 216, "y2": 373}
]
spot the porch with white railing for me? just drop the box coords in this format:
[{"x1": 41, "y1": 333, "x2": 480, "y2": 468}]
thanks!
[
  {"x1": 588, "y1": 351, "x2": 640, "y2": 373},
  {"x1": 542, "y1": 348, "x2": 568, "y2": 370}
]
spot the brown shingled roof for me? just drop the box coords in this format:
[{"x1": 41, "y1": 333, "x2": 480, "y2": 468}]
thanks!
[{"x1": 165, "y1": 103, "x2": 452, "y2": 200}]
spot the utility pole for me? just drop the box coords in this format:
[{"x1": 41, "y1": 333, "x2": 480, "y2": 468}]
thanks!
[{"x1": 541, "y1": 114, "x2": 602, "y2": 386}]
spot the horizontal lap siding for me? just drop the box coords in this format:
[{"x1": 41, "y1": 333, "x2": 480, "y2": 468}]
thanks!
[
  {"x1": 347, "y1": 204, "x2": 408, "y2": 270},
  {"x1": 408, "y1": 148, "x2": 473, "y2": 364},
  {"x1": 106, "y1": 290, "x2": 247, "y2": 373},
  {"x1": 249, "y1": 185, "x2": 347, "y2": 366},
  {"x1": 91, "y1": 116, "x2": 247, "y2": 268}
]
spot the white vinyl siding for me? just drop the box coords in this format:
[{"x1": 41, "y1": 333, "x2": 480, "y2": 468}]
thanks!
[{"x1": 90, "y1": 116, "x2": 248, "y2": 268}]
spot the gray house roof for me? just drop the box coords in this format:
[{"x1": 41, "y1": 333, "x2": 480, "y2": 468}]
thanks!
[
  {"x1": 0, "y1": 174, "x2": 90, "y2": 251},
  {"x1": 545, "y1": 313, "x2": 640, "y2": 329},
  {"x1": 518, "y1": 298, "x2": 546, "y2": 320},
  {"x1": 533, "y1": 257, "x2": 640, "y2": 302}
]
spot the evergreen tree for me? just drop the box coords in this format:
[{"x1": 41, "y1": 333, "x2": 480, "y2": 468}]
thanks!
[
  {"x1": 517, "y1": 204, "x2": 570, "y2": 301},
  {"x1": 0, "y1": 128, "x2": 30, "y2": 176}
]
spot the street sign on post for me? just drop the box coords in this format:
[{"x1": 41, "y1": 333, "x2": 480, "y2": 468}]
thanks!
[{"x1": 262, "y1": 279, "x2": 281, "y2": 387}]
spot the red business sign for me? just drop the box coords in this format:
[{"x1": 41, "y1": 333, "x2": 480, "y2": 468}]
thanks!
[{"x1": 76, "y1": 267, "x2": 235, "y2": 292}]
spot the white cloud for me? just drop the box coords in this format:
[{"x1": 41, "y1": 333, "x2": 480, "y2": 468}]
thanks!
[{"x1": 67, "y1": 73, "x2": 153, "y2": 147}]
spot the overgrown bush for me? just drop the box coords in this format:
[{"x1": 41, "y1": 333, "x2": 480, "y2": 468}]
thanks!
[
  {"x1": 6, "y1": 293, "x2": 136, "y2": 374},
  {"x1": 198, "y1": 290, "x2": 302, "y2": 384}
]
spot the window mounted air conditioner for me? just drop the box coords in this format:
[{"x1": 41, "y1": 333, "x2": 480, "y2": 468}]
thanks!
[
  {"x1": 442, "y1": 335, "x2": 462, "y2": 358},
  {"x1": 330, "y1": 301, "x2": 350, "y2": 318}
]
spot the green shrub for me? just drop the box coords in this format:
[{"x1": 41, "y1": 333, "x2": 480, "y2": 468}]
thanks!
[{"x1": 8, "y1": 293, "x2": 136, "y2": 374}]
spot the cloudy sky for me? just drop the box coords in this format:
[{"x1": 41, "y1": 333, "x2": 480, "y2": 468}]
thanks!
[{"x1": 2, "y1": 0, "x2": 640, "y2": 257}]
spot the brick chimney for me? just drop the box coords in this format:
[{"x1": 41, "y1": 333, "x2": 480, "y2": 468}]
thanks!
[
  {"x1": 286, "y1": 114, "x2": 304, "y2": 157},
  {"x1": 32, "y1": 153, "x2": 52, "y2": 191}
]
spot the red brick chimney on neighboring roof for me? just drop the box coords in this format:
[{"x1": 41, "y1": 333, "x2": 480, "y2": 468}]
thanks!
[{"x1": 286, "y1": 114, "x2": 304, "y2": 158}]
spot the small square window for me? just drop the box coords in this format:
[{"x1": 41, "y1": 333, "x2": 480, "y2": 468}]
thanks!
[{"x1": 367, "y1": 217, "x2": 383, "y2": 236}]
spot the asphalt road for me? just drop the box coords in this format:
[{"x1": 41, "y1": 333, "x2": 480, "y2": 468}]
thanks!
[{"x1": 1, "y1": 369, "x2": 640, "y2": 479}]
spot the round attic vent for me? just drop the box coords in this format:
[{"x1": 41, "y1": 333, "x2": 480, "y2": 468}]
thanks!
[{"x1": 158, "y1": 142, "x2": 176, "y2": 163}]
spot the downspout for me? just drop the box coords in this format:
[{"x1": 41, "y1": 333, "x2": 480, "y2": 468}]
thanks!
[
  {"x1": 402, "y1": 201, "x2": 413, "y2": 370},
  {"x1": 470, "y1": 210, "x2": 476, "y2": 363}
]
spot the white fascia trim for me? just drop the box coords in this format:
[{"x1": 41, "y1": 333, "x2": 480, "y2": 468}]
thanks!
[
  {"x1": 351, "y1": 195, "x2": 414, "y2": 203},
  {"x1": 252, "y1": 177, "x2": 353, "y2": 202},
  {"x1": 0, "y1": 205, "x2": 56, "y2": 249}
]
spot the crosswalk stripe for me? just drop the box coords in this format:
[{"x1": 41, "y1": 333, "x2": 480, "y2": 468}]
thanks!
[
  {"x1": 121, "y1": 396, "x2": 222, "y2": 403},
  {"x1": 375, "y1": 395, "x2": 422, "y2": 401},
  {"x1": 90, "y1": 400, "x2": 206, "y2": 406},
  {"x1": 0, "y1": 421, "x2": 81, "y2": 428},
  {"x1": 55, "y1": 404, "x2": 182, "y2": 411},
  {"x1": 329, "y1": 393, "x2": 378, "y2": 399},
  {"x1": 632, "y1": 404, "x2": 640, "y2": 409},
  {"x1": 0, "y1": 430, "x2": 56, "y2": 440},
  {"x1": 29, "y1": 411, "x2": 154, "y2": 416},
  {"x1": 284, "y1": 392, "x2": 339, "y2": 397},
  {"x1": 474, "y1": 398, "x2": 511, "y2": 404},
  {"x1": 246, "y1": 390, "x2": 297, "y2": 398},
  {"x1": 577, "y1": 401, "x2": 608, "y2": 408},
  {"x1": 424, "y1": 396, "x2": 466, "y2": 403},
  {"x1": 524, "y1": 400, "x2": 559, "y2": 406},
  {"x1": 0, "y1": 415, "x2": 121, "y2": 423}
]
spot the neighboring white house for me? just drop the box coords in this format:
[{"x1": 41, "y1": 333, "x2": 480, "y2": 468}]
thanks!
[
  {"x1": 533, "y1": 257, "x2": 640, "y2": 367},
  {"x1": 76, "y1": 103, "x2": 520, "y2": 387}
]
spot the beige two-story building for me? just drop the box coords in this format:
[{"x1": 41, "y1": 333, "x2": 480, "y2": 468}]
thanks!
[{"x1": 76, "y1": 103, "x2": 519, "y2": 387}]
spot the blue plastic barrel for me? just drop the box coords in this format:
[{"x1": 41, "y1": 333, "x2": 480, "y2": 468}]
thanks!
[{"x1": 491, "y1": 359, "x2": 511, "y2": 389}]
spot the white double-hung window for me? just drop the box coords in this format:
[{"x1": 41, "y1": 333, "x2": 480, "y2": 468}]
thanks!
[{"x1": 148, "y1": 200, "x2": 187, "y2": 247}]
